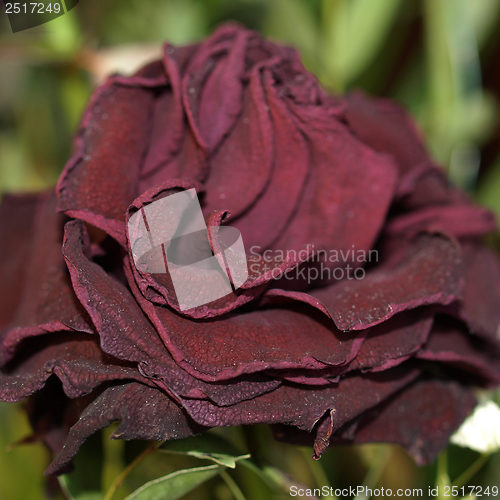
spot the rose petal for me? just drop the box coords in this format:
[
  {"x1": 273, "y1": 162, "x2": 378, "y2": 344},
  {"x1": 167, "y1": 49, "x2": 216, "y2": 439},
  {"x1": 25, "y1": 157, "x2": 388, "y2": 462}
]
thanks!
[
  {"x1": 0, "y1": 193, "x2": 40, "y2": 330},
  {"x1": 24, "y1": 378, "x2": 93, "y2": 461},
  {"x1": 311, "y1": 233, "x2": 463, "y2": 331},
  {"x1": 258, "y1": 311, "x2": 433, "y2": 384},
  {"x1": 458, "y1": 242, "x2": 500, "y2": 341},
  {"x1": 126, "y1": 183, "x2": 303, "y2": 318},
  {"x1": 183, "y1": 26, "x2": 247, "y2": 151},
  {"x1": 63, "y1": 220, "x2": 280, "y2": 404},
  {"x1": 229, "y1": 69, "x2": 309, "y2": 250},
  {"x1": 345, "y1": 311, "x2": 434, "y2": 373},
  {"x1": 131, "y1": 275, "x2": 366, "y2": 382},
  {"x1": 346, "y1": 379, "x2": 476, "y2": 465},
  {"x1": 0, "y1": 334, "x2": 141, "y2": 401},
  {"x1": 417, "y1": 319, "x2": 500, "y2": 385},
  {"x1": 141, "y1": 64, "x2": 184, "y2": 177},
  {"x1": 386, "y1": 204, "x2": 496, "y2": 239},
  {"x1": 178, "y1": 365, "x2": 419, "y2": 434},
  {"x1": 63, "y1": 220, "x2": 163, "y2": 364},
  {"x1": 344, "y1": 91, "x2": 429, "y2": 179},
  {"x1": 0, "y1": 191, "x2": 92, "y2": 365},
  {"x1": 46, "y1": 382, "x2": 200, "y2": 475},
  {"x1": 201, "y1": 61, "x2": 274, "y2": 219},
  {"x1": 400, "y1": 166, "x2": 467, "y2": 209},
  {"x1": 57, "y1": 78, "x2": 157, "y2": 245},
  {"x1": 140, "y1": 123, "x2": 207, "y2": 194},
  {"x1": 271, "y1": 103, "x2": 397, "y2": 272}
]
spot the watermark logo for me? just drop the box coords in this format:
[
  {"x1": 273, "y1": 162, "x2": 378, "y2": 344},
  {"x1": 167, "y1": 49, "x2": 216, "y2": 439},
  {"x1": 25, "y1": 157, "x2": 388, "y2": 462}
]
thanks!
[
  {"x1": 128, "y1": 188, "x2": 248, "y2": 311},
  {"x1": 248, "y1": 245, "x2": 378, "y2": 282},
  {"x1": 2, "y1": 0, "x2": 79, "y2": 33}
]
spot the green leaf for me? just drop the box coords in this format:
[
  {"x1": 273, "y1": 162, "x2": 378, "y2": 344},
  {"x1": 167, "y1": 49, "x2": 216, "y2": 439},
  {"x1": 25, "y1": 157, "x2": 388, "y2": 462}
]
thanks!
[
  {"x1": 476, "y1": 156, "x2": 500, "y2": 219},
  {"x1": 164, "y1": 450, "x2": 250, "y2": 468},
  {"x1": 123, "y1": 464, "x2": 221, "y2": 500},
  {"x1": 263, "y1": 0, "x2": 320, "y2": 73},
  {"x1": 423, "y1": 0, "x2": 494, "y2": 167},
  {"x1": 467, "y1": 0, "x2": 500, "y2": 46},
  {"x1": 126, "y1": 435, "x2": 253, "y2": 499},
  {"x1": 159, "y1": 433, "x2": 249, "y2": 468},
  {"x1": 321, "y1": 0, "x2": 401, "y2": 90}
]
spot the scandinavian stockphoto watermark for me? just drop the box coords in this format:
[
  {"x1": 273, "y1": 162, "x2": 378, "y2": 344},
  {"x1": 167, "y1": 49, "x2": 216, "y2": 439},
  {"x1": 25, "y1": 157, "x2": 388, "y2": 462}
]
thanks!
[
  {"x1": 2, "y1": 0, "x2": 79, "y2": 32},
  {"x1": 128, "y1": 189, "x2": 376, "y2": 311},
  {"x1": 248, "y1": 244, "x2": 378, "y2": 283}
]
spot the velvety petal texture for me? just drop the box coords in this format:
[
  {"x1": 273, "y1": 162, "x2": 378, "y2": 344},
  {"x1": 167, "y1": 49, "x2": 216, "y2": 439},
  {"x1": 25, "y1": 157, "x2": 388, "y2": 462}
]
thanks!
[
  {"x1": 1, "y1": 23, "x2": 499, "y2": 475},
  {"x1": 343, "y1": 379, "x2": 477, "y2": 465}
]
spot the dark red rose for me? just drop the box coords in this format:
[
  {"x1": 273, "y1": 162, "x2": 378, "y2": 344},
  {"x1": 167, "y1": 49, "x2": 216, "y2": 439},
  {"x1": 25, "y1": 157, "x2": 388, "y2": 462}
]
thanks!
[{"x1": 1, "y1": 23, "x2": 500, "y2": 473}]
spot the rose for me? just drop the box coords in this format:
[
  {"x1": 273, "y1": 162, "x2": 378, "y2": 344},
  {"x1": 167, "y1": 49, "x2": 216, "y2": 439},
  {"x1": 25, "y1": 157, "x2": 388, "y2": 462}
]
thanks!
[{"x1": 1, "y1": 23, "x2": 500, "y2": 474}]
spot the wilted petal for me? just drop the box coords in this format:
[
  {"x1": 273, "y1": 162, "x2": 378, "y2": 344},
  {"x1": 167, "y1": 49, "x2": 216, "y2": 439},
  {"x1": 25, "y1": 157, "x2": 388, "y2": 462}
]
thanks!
[
  {"x1": 141, "y1": 76, "x2": 184, "y2": 177},
  {"x1": 311, "y1": 234, "x2": 463, "y2": 331},
  {"x1": 417, "y1": 319, "x2": 500, "y2": 386},
  {"x1": 132, "y1": 278, "x2": 366, "y2": 381},
  {"x1": 0, "y1": 334, "x2": 141, "y2": 401},
  {"x1": 229, "y1": 70, "x2": 309, "y2": 250},
  {"x1": 24, "y1": 378, "x2": 93, "y2": 461},
  {"x1": 457, "y1": 242, "x2": 500, "y2": 341},
  {"x1": 183, "y1": 25, "x2": 247, "y2": 151},
  {"x1": 63, "y1": 220, "x2": 281, "y2": 404},
  {"x1": 57, "y1": 78, "x2": 157, "y2": 245},
  {"x1": 63, "y1": 219, "x2": 168, "y2": 364},
  {"x1": 254, "y1": 311, "x2": 433, "y2": 384},
  {"x1": 148, "y1": 370, "x2": 280, "y2": 407},
  {"x1": 179, "y1": 365, "x2": 419, "y2": 435},
  {"x1": 272, "y1": 105, "x2": 397, "y2": 268},
  {"x1": 345, "y1": 311, "x2": 434, "y2": 373},
  {"x1": 386, "y1": 204, "x2": 496, "y2": 239},
  {"x1": 346, "y1": 379, "x2": 476, "y2": 464},
  {"x1": 0, "y1": 193, "x2": 40, "y2": 330},
  {"x1": 344, "y1": 91, "x2": 429, "y2": 181},
  {"x1": 0, "y1": 192, "x2": 92, "y2": 365},
  {"x1": 140, "y1": 127, "x2": 208, "y2": 195},
  {"x1": 201, "y1": 62, "x2": 274, "y2": 219},
  {"x1": 47, "y1": 382, "x2": 201, "y2": 475},
  {"x1": 399, "y1": 165, "x2": 467, "y2": 209},
  {"x1": 126, "y1": 183, "x2": 305, "y2": 318}
]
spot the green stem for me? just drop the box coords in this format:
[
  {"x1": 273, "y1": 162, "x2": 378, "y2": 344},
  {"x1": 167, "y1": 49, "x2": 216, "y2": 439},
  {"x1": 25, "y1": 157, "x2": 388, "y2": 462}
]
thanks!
[
  {"x1": 355, "y1": 446, "x2": 391, "y2": 500},
  {"x1": 452, "y1": 453, "x2": 491, "y2": 489},
  {"x1": 435, "y1": 450, "x2": 450, "y2": 500},
  {"x1": 300, "y1": 449, "x2": 338, "y2": 499},
  {"x1": 220, "y1": 469, "x2": 247, "y2": 500},
  {"x1": 102, "y1": 426, "x2": 125, "y2": 494},
  {"x1": 103, "y1": 442, "x2": 157, "y2": 500}
]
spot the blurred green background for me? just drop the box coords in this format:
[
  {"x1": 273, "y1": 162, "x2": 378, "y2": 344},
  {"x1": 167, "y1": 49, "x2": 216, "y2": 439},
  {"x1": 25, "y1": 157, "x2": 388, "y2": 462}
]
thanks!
[{"x1": 1, "y1": 0, "x2": 500, "y2": 499}]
